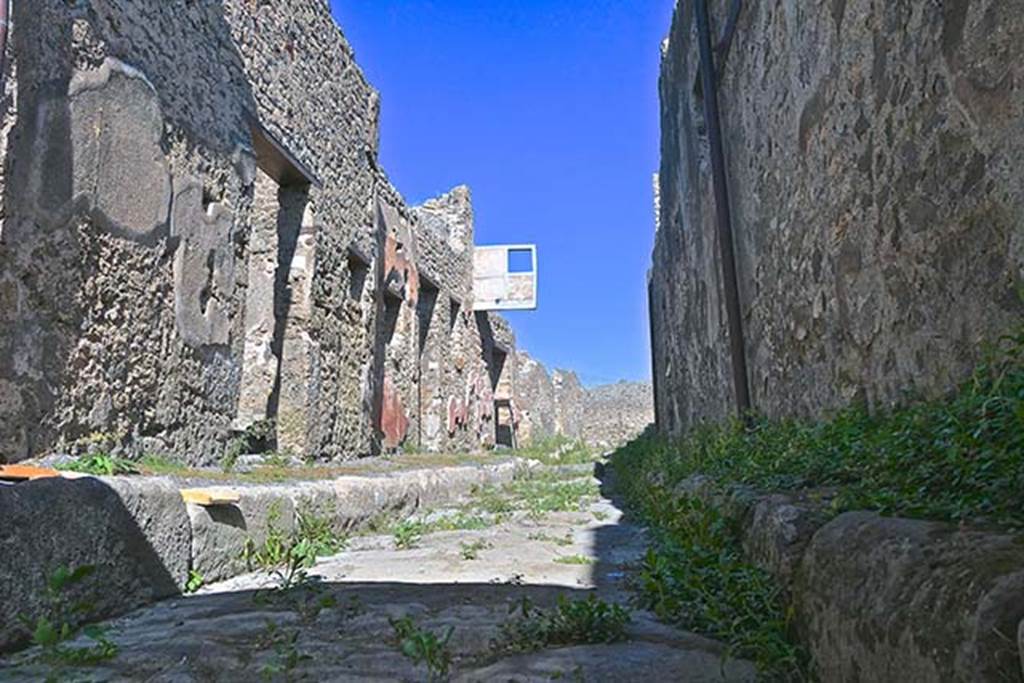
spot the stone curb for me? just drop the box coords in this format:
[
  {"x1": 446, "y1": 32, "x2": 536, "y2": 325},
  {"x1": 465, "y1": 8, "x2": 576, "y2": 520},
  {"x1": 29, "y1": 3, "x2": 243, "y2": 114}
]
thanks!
[
  {"x1": 0, "y1": 458, "x2": 530, "y2": 653},
  {"x1": 1019, "y1": 618, "x2": 1024, "y2": 679},
  {"x1": 670, "y1": 475, "x2": 1024, "y2": 682}
]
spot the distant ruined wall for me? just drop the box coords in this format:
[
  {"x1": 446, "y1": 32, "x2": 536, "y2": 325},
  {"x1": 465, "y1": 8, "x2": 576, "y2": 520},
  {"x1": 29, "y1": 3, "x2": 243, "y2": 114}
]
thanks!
[
  {"x1": 551, "y1": 370, "x2": 585, "y2": 442},
  {"x1": 514, "y1": 351, "x2": 557, "y2": 446},
  {"x1": 650, "y1": 0, "x2": 1024, "y2": 435},
  {"x1": 583, "y1": 382, "x2": 654, "y2": 449},
  {"x1": 0, "y1": 0, "x2": 541, "y2": 464}
]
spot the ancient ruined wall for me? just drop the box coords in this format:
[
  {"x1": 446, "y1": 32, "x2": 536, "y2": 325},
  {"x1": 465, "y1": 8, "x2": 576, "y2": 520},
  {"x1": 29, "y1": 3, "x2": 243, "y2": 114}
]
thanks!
[
  {"x1": 410, "y1": 187, "x2": 483, "y2": 453},
  {"x1": 651, "y1": 0, "x2": 1024, "y2": 435},
  {"x1": 551, "y1": 370, "x2": 585, "y2": 442},
  {"x1": 0, "y1": 0, "x2": 540, "y2": 464},
  {"x1": 371, "y1": 181, "x2": 504, "y2": 455},
  {"x1": 0, "y1": 0, "x2": 261, "y2": 463},
  {"x1": 0, "y1": 0, "x2": 389, "y2": 464},
  {"x1": 514, "y1": 351, "x2": 557, "y2": 445},
  {"x1": 475, "y1": 312, "x2": 516, "y2": 447},
  {"x1": 583, "y1": 382, "x2": 654, "y2": 449}
]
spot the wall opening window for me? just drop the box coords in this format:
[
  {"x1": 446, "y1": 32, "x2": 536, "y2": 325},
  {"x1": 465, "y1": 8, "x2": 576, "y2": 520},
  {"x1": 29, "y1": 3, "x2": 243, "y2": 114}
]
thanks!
[
  {"x1": 382, "y1": 291, "x2": 402, "y2": 346},
  {"x1": 507, "y1": 248, "x2": 534, "y2": 274},
  {"x1": 449, "y1": 298, "x2": 461, "y2": 333},
  {"x1": 348, "y1": 249, "x2": 370, "y2": 301},
  {"x1": 417, "y1": 279, "x2": 439, "y2": 356}
]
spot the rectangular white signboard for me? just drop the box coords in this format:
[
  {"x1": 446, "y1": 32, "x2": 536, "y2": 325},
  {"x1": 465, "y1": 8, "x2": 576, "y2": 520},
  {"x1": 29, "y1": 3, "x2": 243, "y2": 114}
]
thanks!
[{"x1": 473, "y1": 244, "x2": 538, "y2": 311}]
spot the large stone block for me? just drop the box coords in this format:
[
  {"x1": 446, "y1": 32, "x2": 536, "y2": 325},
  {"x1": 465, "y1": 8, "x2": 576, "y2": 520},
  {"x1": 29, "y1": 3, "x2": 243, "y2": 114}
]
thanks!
[
  {"x1": 0, "y1": 476, "x2": 188, "y2": 652},
  {"x1": 188, "y1": 486, "x2": 296, "y2": 584},
  {"x1": 739, "y1": 494, "x2": 830, "y2": 590},
  {"x1": 794, "y1": 511, "x2": 1024, "y2": 681}
]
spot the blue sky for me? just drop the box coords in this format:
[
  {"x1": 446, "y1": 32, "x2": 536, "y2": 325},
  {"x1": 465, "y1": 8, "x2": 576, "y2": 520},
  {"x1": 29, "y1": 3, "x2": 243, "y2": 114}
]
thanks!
[{"x1": 330, "y1": 1, "x2": 676, "y2": 386}]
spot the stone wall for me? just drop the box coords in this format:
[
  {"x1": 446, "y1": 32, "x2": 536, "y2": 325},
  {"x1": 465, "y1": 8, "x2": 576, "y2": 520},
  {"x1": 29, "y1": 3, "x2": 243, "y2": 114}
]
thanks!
[
  {"x1": 650, "y1": 0, "x2": 1024, "y2": 435},
  {"x1": 0, "y1": 0, "x2": 553, "y2": 464},
  {"x1": 583, "y1": 381, "x2": 653, "y2": 449},
  {"x1": 552, "y1": 370, "x2": 585, "y2": 442},
  {"x1": 514, "y1": 351, "x2": 557, "y2": 446}
]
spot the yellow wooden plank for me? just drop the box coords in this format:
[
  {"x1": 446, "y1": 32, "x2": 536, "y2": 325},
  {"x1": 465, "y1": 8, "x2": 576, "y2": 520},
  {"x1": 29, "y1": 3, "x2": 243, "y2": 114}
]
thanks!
[
  {"x1": 180, "y1": 488, "x2": 241, "y2": 507},
  {"x1": 0, "y1": 464, "x2": 61, "y2": 481}
]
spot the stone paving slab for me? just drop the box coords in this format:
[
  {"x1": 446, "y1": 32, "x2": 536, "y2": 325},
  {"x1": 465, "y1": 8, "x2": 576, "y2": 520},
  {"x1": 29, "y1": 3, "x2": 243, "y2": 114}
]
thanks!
[{"x1": 0, "y1": 472, "x2": 756, "y2": 681}]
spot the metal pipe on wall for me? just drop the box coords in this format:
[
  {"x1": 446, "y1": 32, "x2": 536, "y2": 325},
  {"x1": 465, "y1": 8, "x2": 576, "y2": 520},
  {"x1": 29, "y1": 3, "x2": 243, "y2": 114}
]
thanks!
[{"x1": 693, "y1": 0, "x2": 752, "y2": 420}]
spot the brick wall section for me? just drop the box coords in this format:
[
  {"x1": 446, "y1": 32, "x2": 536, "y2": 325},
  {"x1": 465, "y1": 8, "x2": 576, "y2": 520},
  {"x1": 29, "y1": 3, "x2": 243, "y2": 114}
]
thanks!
[{"x1": 650, "y1": 0, "x2": 1024, "y2": 436}]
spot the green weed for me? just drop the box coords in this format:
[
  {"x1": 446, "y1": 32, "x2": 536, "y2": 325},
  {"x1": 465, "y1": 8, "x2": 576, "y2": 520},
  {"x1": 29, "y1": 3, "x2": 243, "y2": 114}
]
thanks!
[
  {"x1": 243, "y1": 502, "x2": 346, "y2": 590},
  {"x1": 613, "y1": 446, "x2": 808, "y2": 679},
  {"x1": 512, "y1": 476, "x2": 599, "y2": 518},
  {"x1": 184, "y1": 570, "x2": 204, "y2": 594},
  {"x1": 514, "y1": 437, "x2": 597, "y2": 466},
  {"x1": 392, "y1": 520, "x2": 428, "y2": 549},
  {"x1": 138, "y1": 454, "x2": 189, "y2": 476},
  {"x1": 495, "y1": 595, "x2": 630, "y2": 654},
  {"x1": 527, "y1": 531, "x2": 574, "y2": 547},
  {"x1": 57, "y1": 454, "x2": 138, "y2": 476},
  {"x1": 19, "y1": 565, "x2": 118, "y2": 666},
  {"x1": 224, "y1": 419, "x2": 275, "y2": 472},
  {"x1": 459, "y1": 539, "x2": 491, "y2": 560},
  {"x1": 430, "y1": 511, "x2": 494, "y2": 532},
  {"x1": 258, "y1": 620, "x2": 309, "y2": 681},
  {"x1": 552, "y1": 554, "x2": 594, "y2": 566},
  {"x1": 618, "y1": 327, "x2": 1024, "y2": 527},
  {"x1": 389, "y1": 616, "x2": 454, "y2": 681}
]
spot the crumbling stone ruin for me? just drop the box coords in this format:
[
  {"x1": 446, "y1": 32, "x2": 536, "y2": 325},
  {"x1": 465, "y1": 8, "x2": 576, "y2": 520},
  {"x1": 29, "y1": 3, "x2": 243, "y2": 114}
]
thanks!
[
  {"x1": 0, "y1": 0, "x2": 579, "y2": 465},
  {"x1": 513, "y1": 354, "x2": 653, "y2": 450},
  {"x1": 649, "y1": 0, "x2": 1024, "y2": 434},
  {"x1": 582, "y1": 381, "x2": 654, "y2": 449}
]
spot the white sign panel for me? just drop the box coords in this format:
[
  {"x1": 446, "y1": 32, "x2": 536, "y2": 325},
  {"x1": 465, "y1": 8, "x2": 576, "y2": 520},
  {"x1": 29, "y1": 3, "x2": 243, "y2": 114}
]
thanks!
[{"x1": 473, "y1": 244, "x2": 538, "y2": 311}]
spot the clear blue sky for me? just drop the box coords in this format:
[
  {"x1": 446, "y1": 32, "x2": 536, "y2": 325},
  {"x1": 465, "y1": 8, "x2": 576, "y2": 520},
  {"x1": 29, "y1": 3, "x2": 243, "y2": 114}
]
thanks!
[{"x1": 330, "y1": 1, "x2": 675, "y2": 386}]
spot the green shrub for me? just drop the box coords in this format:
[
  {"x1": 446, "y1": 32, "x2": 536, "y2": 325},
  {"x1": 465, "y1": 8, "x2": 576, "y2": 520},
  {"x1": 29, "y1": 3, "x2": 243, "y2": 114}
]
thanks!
[
  {"x1": 392, "y1": 519, "x2": 428, "y2": 549},
  {"x1": 459, "y1": 539, "x2": 491, "y2": 560},
  {"x1": 514, "y1": 437, "x2": 597, "y2": 466}
]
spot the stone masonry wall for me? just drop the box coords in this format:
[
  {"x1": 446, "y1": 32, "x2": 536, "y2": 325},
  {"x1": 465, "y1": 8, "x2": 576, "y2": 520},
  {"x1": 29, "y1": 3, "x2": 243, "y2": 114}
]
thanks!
[
  {"x1": 650, "y1": 0, "x2": 1024, "y2": 435},
  {"x1": 0, "y1": 0, "x2": 559, "y2": 464},
  {"x1": 514, "y1": 350, "x2": 557, "y2": 445},
  {"x1": 583, "y1": 381, "x2": 653, "y2": 449},
  {"x1": 552, "y1": 369, "x2": 585, "y2": 442}
]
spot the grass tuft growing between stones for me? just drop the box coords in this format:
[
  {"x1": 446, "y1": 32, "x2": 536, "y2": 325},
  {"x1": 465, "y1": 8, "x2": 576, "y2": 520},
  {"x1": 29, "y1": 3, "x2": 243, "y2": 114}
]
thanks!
[
  {"x1": 20, "y1": 565, "x2": 119, "y2": 668},
  {"x1": 243, "y1": 501, "x2": 347, "y2": 590},
  {"x1": 512, "y1": 436, "x2": 598, "y2": 466},
  {"x1": 494, "y1": 594, "x2": 630, "y2": 654},
  {"x1": 622, "y1": 328, "x2": 1024, "y2": 528},
  {"x1": 390, "y1": 616, "x2": 454, "y2": 681},
  {"x1": 611, "y1": 329, "x2": 1024, "y2": 678},
  {"x1": 57, "y1": 453, "x2": 138, "y2": 476}
]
